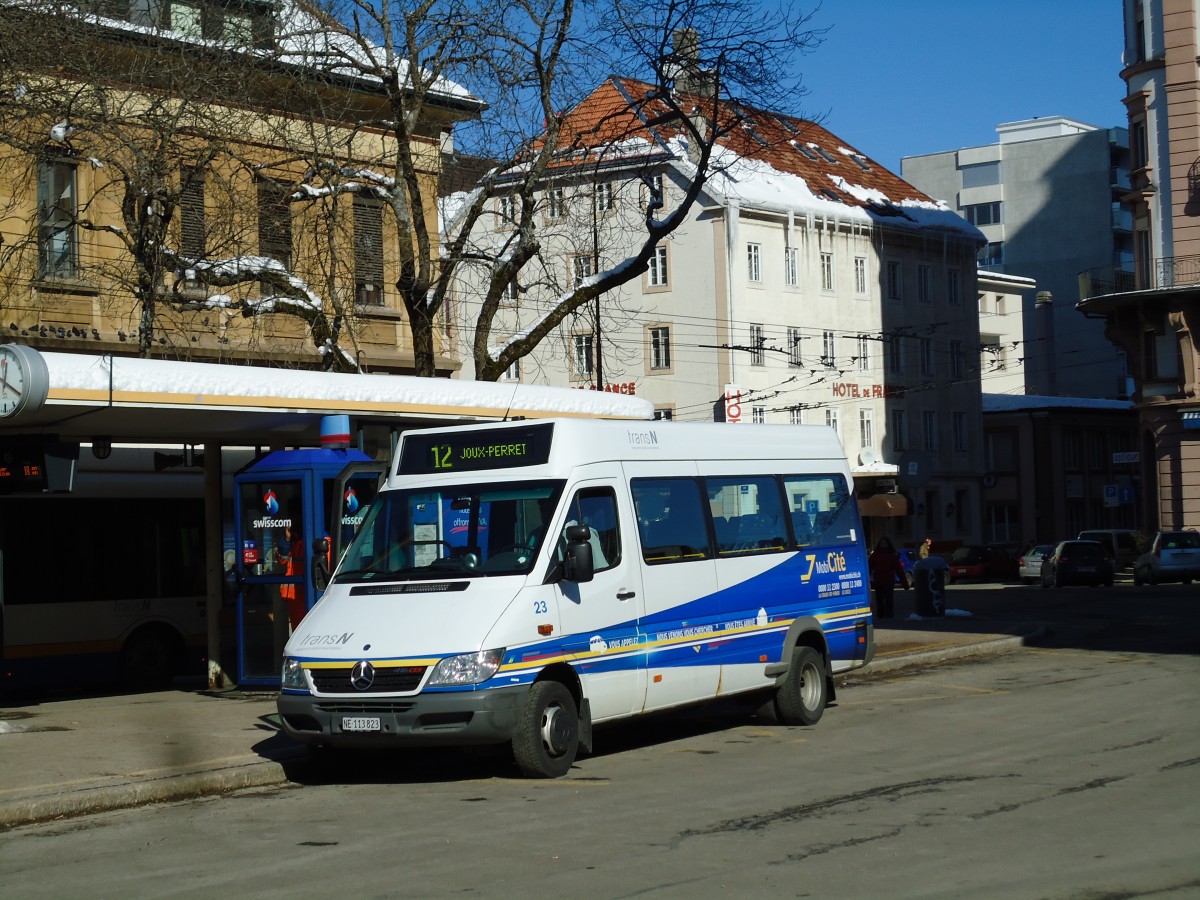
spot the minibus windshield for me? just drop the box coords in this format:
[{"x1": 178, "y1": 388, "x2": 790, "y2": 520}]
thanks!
[{"x1": 333, "y1": 480, "x2": 566, "y2": 582}]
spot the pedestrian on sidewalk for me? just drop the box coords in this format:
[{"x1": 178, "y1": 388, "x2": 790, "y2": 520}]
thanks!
[
  {"x1": 869, "y1": 536, "x2": 909, "y2": 619},
  {"x1": 919, "y1": 536, "x2": 933, "y2": 559}
]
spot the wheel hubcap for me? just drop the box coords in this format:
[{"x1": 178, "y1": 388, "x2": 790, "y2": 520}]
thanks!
[
  {"x1": 799, "y1": 661, "x2": 821, "y2": 709},
  {"x1": 540, "y1": 703, "x2": 570, "y2": 756}
]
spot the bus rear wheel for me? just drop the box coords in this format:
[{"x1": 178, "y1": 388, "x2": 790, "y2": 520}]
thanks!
[
  {"x1": 772, "y1": 646, "x2": 827, "y2": 726},
  {"x1": 512, "y1": 680, "x2": 578, "y2": 778},
  {"x1": 120, "y1": 626, "x2": 179, "y2": 689}
]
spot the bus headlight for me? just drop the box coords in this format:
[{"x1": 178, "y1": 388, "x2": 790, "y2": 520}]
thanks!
[
  {"x1": 281, "y1": 657, "x2": 308, "y2": 690},
  {"x1": 428, "y1": 649, "x2": 504, "y2": 686}
]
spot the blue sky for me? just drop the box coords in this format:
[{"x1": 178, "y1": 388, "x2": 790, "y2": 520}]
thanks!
[{"x1": 793, "y1": 1, "x2": 1127, "y2": 173}]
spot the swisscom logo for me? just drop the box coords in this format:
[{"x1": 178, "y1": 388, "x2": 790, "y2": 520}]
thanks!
[{"x1": 253, "y1": 488, "x2": 291, "y2": 529}]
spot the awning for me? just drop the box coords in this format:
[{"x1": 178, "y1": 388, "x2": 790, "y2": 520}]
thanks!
[{"x1": 858, "y1": 493, "x2": 909, "y2": 517}]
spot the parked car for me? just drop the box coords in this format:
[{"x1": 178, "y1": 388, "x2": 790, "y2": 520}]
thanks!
[
  {"x1": 1040, "y1": 540, "x2": 1115, "y2": 588},
  {"x1": 897, "y1": 547, "x2": 949, "y2": 583},
  {"x1": 947, "y1": 545, "x2": 1020, "y2": 583},
  {"x1": 1133, "y1": 530, "x2": 1200, "y2": 585},
  {"x1": 1018, "y1": 543, "x2": 1056, "y2": 584},
  {"x1": 1077, "y1": 529, "x2": 1142, "y2": 570}
]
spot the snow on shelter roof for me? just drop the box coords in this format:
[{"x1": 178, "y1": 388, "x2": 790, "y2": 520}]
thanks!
[
  {"x1": 534, "y1": 77, "x2": 981, "y2": 240},
  {"x1": 5, "y1": 349, "x2": 650, "y2": 445}
]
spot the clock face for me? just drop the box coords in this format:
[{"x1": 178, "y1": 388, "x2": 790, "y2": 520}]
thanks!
[{"x1": 0, "y1": 345, "x2": 49, "y2": 419}]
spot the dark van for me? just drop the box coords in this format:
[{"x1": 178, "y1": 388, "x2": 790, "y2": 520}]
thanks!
[{"x1": 1077, "y1": 529, "x2": 1140, "y2": 570}]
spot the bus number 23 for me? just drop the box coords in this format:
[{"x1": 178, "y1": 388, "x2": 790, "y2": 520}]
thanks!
[{"x1": 533, "y1": 600, "x2": 548, "y2": 614}]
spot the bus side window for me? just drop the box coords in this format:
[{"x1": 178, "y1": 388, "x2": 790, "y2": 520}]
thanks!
[{"x1": 632, "y1": 478, "x2": 710, "y2": 563}]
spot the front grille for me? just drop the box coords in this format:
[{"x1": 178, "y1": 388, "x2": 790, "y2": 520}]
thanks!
[
  {"x1": 311, "y1": 666, "x2": 426, "y2": 694},
  {"x1": 315, "y1": 701, "x2": 417, "y2": 714}
]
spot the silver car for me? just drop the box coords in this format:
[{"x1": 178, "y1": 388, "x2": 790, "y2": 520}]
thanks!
[
  {"x1": 1019, "y1": 544, "x2": 1055, "y2": 584},
  {"x1": 1133, "y1": 530, "x2": 1200, "y2": 585}
]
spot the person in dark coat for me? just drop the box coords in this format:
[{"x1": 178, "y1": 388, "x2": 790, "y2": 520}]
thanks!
[{"x1": 869, "y1": 536, "x2": 909, "y2": 619}]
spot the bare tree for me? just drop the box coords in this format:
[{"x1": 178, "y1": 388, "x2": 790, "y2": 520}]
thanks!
[{"x1": 281, "y1": 0, "x2": 823, "y2": 378}]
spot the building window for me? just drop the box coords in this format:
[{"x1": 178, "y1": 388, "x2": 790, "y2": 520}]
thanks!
[
  {"x1": 961, "y1": 161, "x2": 1001, "y2": 189},
  {"x1": 785, "y1": 246, "x2": 798, "y2": 286},
  {"x1": 977, "y1": 242, "x2": 1004, "y2": 267},
  {"x1": 825, "y1": 407, "x2": 840, "y2": 438},
  {"x1": 821, "y1": 251, "x2": 834, "y2": 291},
  {"x1": 787, "y1": 327, "x2": 803, "y2": 367},
  {"x1": 750, "y1": 324, "x2": 765, "y2": 366},
  {"x1": 789, "y1": 408, "x2": 803, "y2": 425},
  {"x1": 892, "y1": 409, "x2": 907, "y2": 452},
  {"x1": 886, "y1": 259, "x2": 902, "y2": 300},
  {"x1": 822, "y1": 330, "x2": 836, "y2": 368},
  {"x1": 950, "y1": 340, "x2": 964, "y2": 379},
  {"x1": 37, "y1": 157, "x2": 78, "y2": 279},
  {"x1": 647, "y1": 245, "x2": 669, "y2": 288},
  {"x1": 964, "y1": 201, "x2": 1002, "y2": 227},
  {"x1": 859, "y1": 408, "x2": 873, "y2": 453},
  {"x1": 653, "y1": 407, "x2": 674, "y2": 421},
  {"x1": 752, "y1": 406, "x2": 765, "y2": 424},
  {"x1": 649, "y1": 326, "x2": 672, "y2": 371},
  {"x1": 857, "y1": 335, "x2": 871, "y2": 372},
  {"x1": 256, "y1": 176, "x2": 292, "y2": 270},
  {"x1": 353, "y1": 196, "x2": 385, "y2": 306},
  {"x1": 986, "y1": 431, "x2": 1017, "y2": 473},
  {"x1": 179, "y1": 168, "x2": 205, "y2": 261},
  {"x1": 917, "y1": 264, "x2": 931, "y2": 303},
  {"x1": 572, "y1": 333, "x2": 595, "y2": 379},
  {"x1": 641, "y1": 174, "x2": 664, "y2": 210},
  {"x1": 953, "y1": 411, "x2": 967, "y2": 452},
  {"x1": 920, "y1": 337, "x2": 935, "y2": 376},
  {"x1": 501, "y1": 275, "x2": 518, "y2": 304},
  {"x1": 747, "y1": 243, "x2": 762, "y2": 283},
  {"x1": 502, "y1": 357, "x2": 520, "y2": 381},
  {"x1": 547, "y1": 187, "x2": 566, "y2": 219},
  {"x1": 572, "y1": 254, "x2": 593, "y2": 287},
  {"x1": 947, "y1": 267, "x2": 961, "y2": 306},
  {"x1": 887, "y1": 335, "x2": 903, "y2": 374},
  {"x1": 985, "y1": 503, "x2": 1019, "y2": 544},
  {"x1": 498, "y1": 194, "x2": 517, "y2": 225},
  {"x1": 594, "y1": 182, "x2": 614, "y2": 214},
  {"x1": 854, "y1": 256, "x2": 867, "y2": 295},
  {"x1": 955, "y1": 488, "x2": 970, "y2": 533},
  {"x1": 922, "y1": 410, "x2": 937, "y2": 451}
]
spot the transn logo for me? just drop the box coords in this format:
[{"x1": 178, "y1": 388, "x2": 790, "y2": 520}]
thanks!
[{"x1": 800, "y1": 551, "x2": 848, "y2": 582}]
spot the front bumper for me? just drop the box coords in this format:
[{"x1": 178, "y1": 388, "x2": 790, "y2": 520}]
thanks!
[{"x1": 277, "y1": 684, "x2": 530, "y2": 748}]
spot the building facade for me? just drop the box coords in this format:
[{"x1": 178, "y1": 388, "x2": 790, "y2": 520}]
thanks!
[
  {"x1": 1078, "y1": 0, "x2": 1200, "y2": 531},
  {"x1": 0, "y1": 0, "x2": 475, "y2": 375},
  {"x1": 451, "y1": 77, "x2": 988, "y2": 547},
  {"x1": 903, "y1": 117, "x2": 1133, "y2": 400}
]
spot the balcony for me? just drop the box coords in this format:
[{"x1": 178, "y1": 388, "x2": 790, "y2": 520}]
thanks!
[{"x1": 1079, "y1": 255, "x2": 1200, "y2": 301}]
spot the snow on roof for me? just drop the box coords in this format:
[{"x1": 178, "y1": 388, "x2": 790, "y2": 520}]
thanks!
[
  {"x1": 531, "y1": 77, "x2": 981, "y2": 240},
  {"x1": 982, "y1": 393, "x2": 1133, "y2": 413},
  {"x1": 43, "y1": 352, "x2": 653, "y2": 420}
]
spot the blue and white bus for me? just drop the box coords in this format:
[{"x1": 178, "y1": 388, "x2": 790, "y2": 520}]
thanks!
[{"x1": 278, "y1": 419, "x2": 872, "y2": 777}]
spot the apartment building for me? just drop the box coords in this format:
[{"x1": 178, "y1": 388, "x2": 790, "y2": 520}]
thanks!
[
  {"x1": 1077, "y1": 0, "x2": 1200, "y2": 530},
  {"x1": 903, "y1": 117, "x2": 1133, "y2": 399},
  {"x1": 451, "y1": 76, "x2": 988, "y2": 545}
]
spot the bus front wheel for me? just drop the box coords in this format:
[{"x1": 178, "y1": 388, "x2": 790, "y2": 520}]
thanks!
[
  {"x1": 120, "y1": 626, "x2": 180, "y2": 689},
  {"x1": 512, "y1": 680, "x2": 578, "y2": 778},
  {"x1": 772, "y1": 645, "x2": 827, "y2": 726}
]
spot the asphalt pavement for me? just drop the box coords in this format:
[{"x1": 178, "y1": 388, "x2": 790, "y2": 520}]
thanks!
[{"x1": 0, "y1": 585, "x2": 1039, "y2": 830}]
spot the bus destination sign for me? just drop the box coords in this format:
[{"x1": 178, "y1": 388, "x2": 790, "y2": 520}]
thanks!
[{"x1": 398, "y1": 423, "x2": 554, "y2": 475}]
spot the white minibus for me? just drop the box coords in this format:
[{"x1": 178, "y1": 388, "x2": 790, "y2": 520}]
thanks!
[{"x1": 278, "y1": 419, "x2": 873, "y2": 777}]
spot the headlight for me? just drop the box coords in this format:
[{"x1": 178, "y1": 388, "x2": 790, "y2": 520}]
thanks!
[
  {"x1": 281, "y1": 657, "x2": 308, "y2": 690},
  {"x1": 427, "y1": 649, "x2": 504, "y2": 686}
]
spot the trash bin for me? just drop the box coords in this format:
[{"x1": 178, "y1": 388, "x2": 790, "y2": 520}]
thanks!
[{"x1": 912, "y1": 556, "x2": 946, "y2": 617}]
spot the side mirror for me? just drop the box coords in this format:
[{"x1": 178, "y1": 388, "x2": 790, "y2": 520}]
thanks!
[{"x1": 562, "y1": 524, "x2": 595, "y2": 583}]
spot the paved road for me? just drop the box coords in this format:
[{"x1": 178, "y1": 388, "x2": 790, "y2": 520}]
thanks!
[{"x1": 2, "y1": 585, "x2": 1196, "y2": 899}]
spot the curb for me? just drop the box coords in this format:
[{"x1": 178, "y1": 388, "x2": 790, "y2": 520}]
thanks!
[
  {"x1": 861, "y1": 629, "x2": 1044, "y2": 676},
  {"x1": 0, "y1": 755, "x2": 300, "y2": 831}
]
